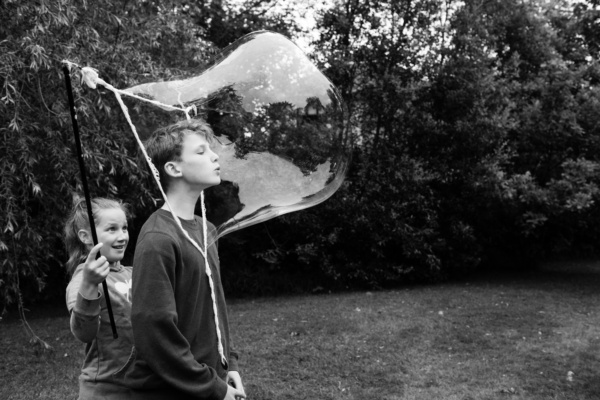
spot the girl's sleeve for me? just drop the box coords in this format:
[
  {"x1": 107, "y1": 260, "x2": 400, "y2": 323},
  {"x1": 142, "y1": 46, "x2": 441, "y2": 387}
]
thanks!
[{"x1": 66, "y1": 267, "x2": 102, "y2": 343}]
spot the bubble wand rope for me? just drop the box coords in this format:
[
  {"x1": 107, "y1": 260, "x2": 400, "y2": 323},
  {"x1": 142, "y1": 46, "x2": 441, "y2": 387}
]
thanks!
[
  {"x1": 62, "y1": 64, "x2": 118, "y2": 339},
  {"x1": 71, "y1": 64, "x2": 227, "y2": 366}
]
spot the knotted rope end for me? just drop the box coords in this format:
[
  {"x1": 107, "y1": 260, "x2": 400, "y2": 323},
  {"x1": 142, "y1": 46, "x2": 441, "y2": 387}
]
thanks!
[{"x1": 81, "y1": 67, "x2": 100, "y2": 89}]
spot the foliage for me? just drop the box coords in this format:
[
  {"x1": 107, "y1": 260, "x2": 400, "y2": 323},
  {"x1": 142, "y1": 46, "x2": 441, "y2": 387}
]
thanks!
[
  {"x1": 4, "y1": 0, "x2": 600, "y2": 306},
  {"x1": 0, "y1": 0, "x2": 306, "y2": 311},
  {"x1": 0, "y1": 0, "x2": 219, "y2": 312},
  {"x1": 444, "y1": 0, "x2": 600, "y2": 265},
  {"x1": 228, "y1": 0, "x2": 600, "y2": 288},
  {"x1": 192, "y1": 0, "x2": 304, "y2": 48}
]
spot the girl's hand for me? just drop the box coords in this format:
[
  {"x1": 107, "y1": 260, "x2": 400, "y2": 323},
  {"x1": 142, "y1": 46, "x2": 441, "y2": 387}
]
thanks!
[{"x1": 79, "y1": 243, "x2": 109, "y2": 299}]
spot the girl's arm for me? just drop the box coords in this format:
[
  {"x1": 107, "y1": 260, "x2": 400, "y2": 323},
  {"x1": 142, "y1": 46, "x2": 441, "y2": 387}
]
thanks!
[
  {"x1": 65, "y1": 243, "x2": 110, "y2": 343},
  {"x1": 68, "y1": 282, "x2": 102, "y2": 343}
]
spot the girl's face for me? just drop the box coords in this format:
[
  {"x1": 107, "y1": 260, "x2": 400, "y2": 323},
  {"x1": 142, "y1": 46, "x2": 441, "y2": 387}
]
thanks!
[{"x1": 94, "y1": 208, "x2": 129, "y2": 266}]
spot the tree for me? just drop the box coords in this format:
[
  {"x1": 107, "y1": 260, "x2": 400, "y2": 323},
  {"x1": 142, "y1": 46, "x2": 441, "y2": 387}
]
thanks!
[
  {"x1": 0, "y1": 0, "x2": 219, "y2": 318},
  {"x1": 5, "y1": 0, "x2": 600, "y2": 309},
  {"x1": 262, "y1": 0, "x2": 476, "y2": 286},
  {"x1": 259, "y1": 0, "x2": 600, "y2": 287},
  {"x1": 0, "y1": 0, "x2": 309, "y2": 317},
  {"x1": 422, "y1": 0, "x2": 600, "y2": 265}
]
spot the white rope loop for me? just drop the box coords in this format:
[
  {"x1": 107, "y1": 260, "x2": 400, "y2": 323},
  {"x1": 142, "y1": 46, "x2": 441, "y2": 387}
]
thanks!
[
  {"x1": 71, "y1": 62, "x2": 227, "y2": 366},
  {"x1": 201, "y1": 191, "x2": 227, "y2": 366}
]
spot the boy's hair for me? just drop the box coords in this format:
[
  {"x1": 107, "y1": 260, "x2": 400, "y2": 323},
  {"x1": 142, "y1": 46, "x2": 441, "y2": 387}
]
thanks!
[
  {"x1": 144, "y1": 119, "x2": 214, "y2": 191},
  {"x1": 63, "y1": 196, "x2": 129, "y2": 275}
]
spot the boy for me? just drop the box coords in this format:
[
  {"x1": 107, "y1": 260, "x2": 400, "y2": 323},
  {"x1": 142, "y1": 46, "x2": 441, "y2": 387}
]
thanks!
[{"x1": 128, "y1": 119, "x2": 245, "y2": 400}]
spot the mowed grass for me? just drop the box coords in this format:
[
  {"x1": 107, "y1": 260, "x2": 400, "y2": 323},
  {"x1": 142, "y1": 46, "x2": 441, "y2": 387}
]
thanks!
[{"x1": 1, "y1": 261, "x2": 599, "y2": 400}]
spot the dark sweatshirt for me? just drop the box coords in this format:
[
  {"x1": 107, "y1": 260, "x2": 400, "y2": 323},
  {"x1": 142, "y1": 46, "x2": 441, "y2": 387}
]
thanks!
[{"x1": 126, "y1": 209, "x2": 239, "y2": 400}]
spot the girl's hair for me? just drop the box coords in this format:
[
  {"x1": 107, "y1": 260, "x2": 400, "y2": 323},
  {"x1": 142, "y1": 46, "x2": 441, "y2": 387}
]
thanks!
[{"x1": 63, "y1": 196, "x2": 129, "y2": 275}]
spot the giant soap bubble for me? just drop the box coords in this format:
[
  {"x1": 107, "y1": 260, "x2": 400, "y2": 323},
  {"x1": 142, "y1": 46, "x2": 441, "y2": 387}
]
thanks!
[{"x1": 123, "y1": 31, "x2": 351, "y2": 241}]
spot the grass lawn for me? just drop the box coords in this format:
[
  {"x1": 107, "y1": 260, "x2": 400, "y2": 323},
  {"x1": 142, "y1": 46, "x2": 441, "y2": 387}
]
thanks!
[{"x1": 1, "y1": 260, "x2": 599, "y2": 400}]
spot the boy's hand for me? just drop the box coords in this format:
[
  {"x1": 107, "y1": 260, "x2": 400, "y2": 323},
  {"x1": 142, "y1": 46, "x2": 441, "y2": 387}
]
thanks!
[
  {"x1": 79, "y1": 243, "x2": 109, "y2": 298},
  {"x1": 227, "y1": 371, "x2": 246, "y2": 398},
  {"x1": 223, "y1": 383, "x2": 245, "y2": 400}
]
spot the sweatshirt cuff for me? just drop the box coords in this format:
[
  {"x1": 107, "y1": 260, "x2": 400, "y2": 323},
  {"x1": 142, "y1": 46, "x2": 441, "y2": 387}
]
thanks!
[
  {"x1": 213, "y1": 377, "x2": 229, "y2": 400},
  {"x1": 73, "y1": 291, "x2": 102, "y2": 317},
  {"x1": 228, "y1": 353, "x2": 240, "y2": 372}
]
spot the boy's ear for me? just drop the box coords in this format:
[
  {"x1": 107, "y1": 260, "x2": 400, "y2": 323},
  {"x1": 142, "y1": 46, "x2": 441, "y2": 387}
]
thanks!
[
  {"x1": 164, "y1": 161, "x2": 182, "y2": 178},
  {"x1": 78, "y1": 229, "x2": 93, "y2": 245}
]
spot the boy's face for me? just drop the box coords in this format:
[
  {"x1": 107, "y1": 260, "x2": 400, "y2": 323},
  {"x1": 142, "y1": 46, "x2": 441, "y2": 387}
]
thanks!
[{"x1": 174, "y1": 131, "x2": 221, "y2": 190}]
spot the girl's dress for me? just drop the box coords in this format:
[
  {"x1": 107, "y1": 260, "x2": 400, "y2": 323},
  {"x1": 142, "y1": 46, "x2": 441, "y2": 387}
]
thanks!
[{"x1": 66, "y1": 263, "x2": 134, "y2": 399}]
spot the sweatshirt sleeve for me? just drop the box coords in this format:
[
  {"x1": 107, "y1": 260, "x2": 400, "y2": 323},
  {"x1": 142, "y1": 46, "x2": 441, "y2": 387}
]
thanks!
[
  {"x1": 65, "y1": 267, "x2": 102, "y2": 343},
  {"x1": 228, "y1": 347, "x2": 240, "y2": 372},
  {"x1": 131, "y1": 232, "x2": 228, "y2": 400}
]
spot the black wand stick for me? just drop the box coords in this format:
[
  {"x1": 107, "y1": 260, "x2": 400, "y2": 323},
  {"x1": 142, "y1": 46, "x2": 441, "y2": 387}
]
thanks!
[{"x1": 62, "y1": 65, "x2": 118, "y2": 339}]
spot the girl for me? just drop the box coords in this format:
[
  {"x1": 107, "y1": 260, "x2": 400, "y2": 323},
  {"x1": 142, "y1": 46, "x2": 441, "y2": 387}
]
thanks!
[{"x1": 64, "y1": 197, "x2": 134, "y2": 399}]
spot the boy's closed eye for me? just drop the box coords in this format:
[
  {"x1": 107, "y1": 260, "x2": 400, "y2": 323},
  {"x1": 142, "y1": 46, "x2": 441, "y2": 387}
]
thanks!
[{"x1": 196, "y1": 145, "x2": 207, "y2": 154}]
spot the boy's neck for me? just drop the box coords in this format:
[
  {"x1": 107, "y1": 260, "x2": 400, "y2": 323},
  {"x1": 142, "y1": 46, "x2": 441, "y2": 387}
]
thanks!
[{"x1": 161, "y1": 188, "x2": 202, "y2": 220}]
